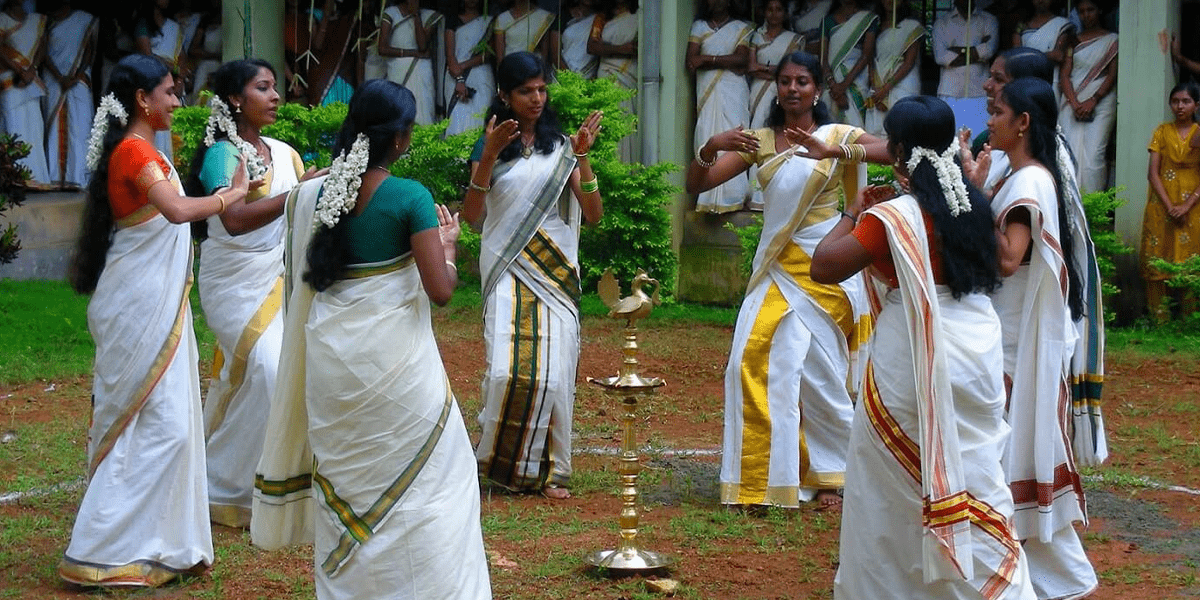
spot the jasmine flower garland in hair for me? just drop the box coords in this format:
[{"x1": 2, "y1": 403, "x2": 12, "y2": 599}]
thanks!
[
  {"x1": 314, "y1": 133, "x2": 371, "y2": 229},
  {"x1": 85, "y1": 94, "x2": 128, "y2": 170},
  {"x1": 204, "y1": 95, "x2": 268, "y2": 180},
  {"x1": 906, "y1": 145, "x2": 972, "y2": 216}
]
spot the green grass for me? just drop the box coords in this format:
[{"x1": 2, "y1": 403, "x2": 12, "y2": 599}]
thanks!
[
  {"x1": 0, "y1": 279, "x2": 93, "y2": 384},
  {"x1": 0, "y1": 278, "x2": 216, "y2": 385},
  {"x1": 0, "y1": 414, "x2": 86, "y2": 492}
]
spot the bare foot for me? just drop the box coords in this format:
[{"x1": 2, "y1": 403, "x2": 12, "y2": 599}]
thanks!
[
  {"x1": 814, "y1": 489, "x2": 842, "y2": 512},
  {"x1": 541, "y1": 485, "x2": 571, "y2": 500}
]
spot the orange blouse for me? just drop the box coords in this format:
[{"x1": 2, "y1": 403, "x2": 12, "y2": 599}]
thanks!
[
  {"x1": 107, "y1": 138, "x2": 171, "y2": 220},
  {"x1": 852, "y1": 211, "x2": 946, "y2": 288}
]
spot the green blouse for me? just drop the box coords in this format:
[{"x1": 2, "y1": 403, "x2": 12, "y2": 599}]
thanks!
[{"x1": 342, "y1": 176, "x2": 440, "y2": 263}]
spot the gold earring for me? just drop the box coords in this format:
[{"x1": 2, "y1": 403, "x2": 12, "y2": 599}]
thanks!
[
  {"x1": 234, "y1": 104, "x2": 241, "y2": 114},
  {"x1": 813, "y1": 97, "x2": 819, "y2": 107},
  {"x1": 1018, "y1": 130, "x2": 1024, "y2": 137}
]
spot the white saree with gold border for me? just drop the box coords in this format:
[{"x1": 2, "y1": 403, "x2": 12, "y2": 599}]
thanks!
[
  {"x1": 597, "y1": 10, "x2": 639, "y2": 162},
  {"x1": 864, "y1": 17, "x2": 923, "y2": 137},
  {"x1": 834, "y1": 194, "x2": 1034, "y2": 600},
  {"x1": 475, "y1": 141, "x2": 582, "y2": 492},
  {"x1": 60, "y1": 158, "x2": 212, "y2": 587},
  {"x1": 0, "y1": 11, "x2": 50, "y2": 183},
  {"x1": 200, "y1": 138, "x2": 303, "y2": 528},
  {"x1": 692, "y1": 18, "x2": 753, "y2": 213},
  {"x1": 821, "y1": 10, "x2": 878, "y2": 129},
  {"x1": 720, "y1": 124, "x2": 871, "y2": 507},
  {"x1": 251, "y1": 177, "x2": 491, "y2": 599},
  {"x1": 384, "y1": 6, "x2": 437, "y2": 125},
  {"x1": 1059, "y1": 32, "x2": 1118, "y2": 194},
  {"x1": 990, "y1": 165, "x2": 1097, "y2": 600},
  {"x1": 42, "y1": 9, "x2": 96, "y2": 188},
  {"x1": 495, "y1": 6, "x2": 554, "y2": 56}
]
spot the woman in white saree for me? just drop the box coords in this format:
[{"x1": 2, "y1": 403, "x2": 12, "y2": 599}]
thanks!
[
  {"x1": 989, "y1": 77, "x2": 1098, "y2": 600},
  {"x1": 61, "y1": 54, "x2": 249, "y2": 587},
  {"x1": 42, "y1": 2, "x2": 97, "y2": 188},
  {"x1": 185, "y1": 59, "x2": 321, "y2": 529},
  {"x1": 819, "y1": 0, "x2": 877, "y2": 129},
  {"x1": 494, "y1": 0, "x2": 556, "y2": 60},
  {"x1": 864, "y1": 0, "x2": 922, "y2": 137},
  {"x1": 380, "y1": 0, "x2": 437, "y2": 125},
  {"x1": 1058, "y1": 0, "x2": 1116, "y2": 194},
  {"x1": 464, "y1": 52, "x2": 603, "y2": 500},
  {"x1": 590, "y1": 0, "x2": 639, "y2": 161},
  {"x1": 811, "y1": 94, "x2": 1035, "y2": 600},
  {"x1": 1013, "y1": 0, "x2": 1071, "y2": 99},
  {"x1": 746, "y1": 0, "x2": 801, "y2": 208},
  {"x1": 444, "y1": 0, "x2": 495, "y2": 136},
  {"x1": 253, "y1": 80, "x2": 491, "y2": 600},
  {"x1": 687, "y1": 52, "x2": 887, "y2": 510},
  {"x1": 559, "y1": 0, "x2": 598, "y2": 77},
  {"x1": 0, "y1": 0, "x2": 51, "y2": 185},
  {"x1": 687, "y1": 0, "x2": 753, "y2": 212}
]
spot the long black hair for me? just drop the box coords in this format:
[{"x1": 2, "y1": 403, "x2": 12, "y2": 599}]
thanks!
[
  {"x1": 1000, "y1": 77, "x2": 1084, "y2": 319},
  {"x1": 765, "y1": 51, "x2": 831, "y2": 128},
  {"x1": 999, "y1": 46, "x2": 1054, "y2": 84},
  {"x1": 184, "y1": 58, "x2": 276, "y2": 240},
  {"x1": 68, "y1": 54, "x2": 170, "y2": 294},
  {"x1": 883, "y1": 96, "x2": 1001, "y2": 299},
  {"x1": 304, "y1": 79, "x2": 417, "y2": 292},
  {"x1": 482, "y1": 52, "x2": 565, "y2": 162}
]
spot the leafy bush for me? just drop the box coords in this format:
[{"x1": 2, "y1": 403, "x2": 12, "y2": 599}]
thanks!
[
  {"x1": 1080, "y1": 186, "x2": 1133, "y2": 318},
  {"x1": 170, "y1": 72, "x2": 678, "y2": 296},
  {"x1": 725, "y1": 215, "x2": 763, "y2": 280},
  {"x1": 0, "y1": 134, "x2": 31, "y2": 265}
]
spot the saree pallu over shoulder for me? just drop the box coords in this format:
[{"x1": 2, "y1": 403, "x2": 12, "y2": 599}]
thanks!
[
  {"x1": 824, "y1": 11, "x2": 878, "y2": 127},
  {"x1": 475, "y1": 142, "x2": 583, "y2": 493},
  {"x1": 479, "y1": 142, "x2": 578, "y2": 304},
  {"x1": 835, "y1": 195, "x2": 1030, "y2": 600},
  {"x1": 1054, "y1": 135, "x2": 1107, "y2": 469},
  {"x1": 989, "y1": 166, "x2": 1086, "y2": 542},
  {"x1": 719, "y1": 123, "x2": 870, "y2": 508},
  {"x1": 693, "y1": 19, "x2": 753, "y2": 213},
  {"x1": 62, "y1": 149, "x2": 212, "y2": 585},
  {"x1": 251, "y1": 178, "x2": 324, "y2": 550}
]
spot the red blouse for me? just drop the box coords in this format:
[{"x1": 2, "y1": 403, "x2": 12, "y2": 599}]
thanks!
[
  {"x1": 851, "y1": 211, "x2": 946, "y2": 288},
  {"x1": 107, "y1": 138, "x2": 171, "y2": 220}
]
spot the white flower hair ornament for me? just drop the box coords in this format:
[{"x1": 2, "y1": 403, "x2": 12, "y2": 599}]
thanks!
[
  {"x1": 85, "y1": 94, "x2": 129, "y2": 171},
  {"x1": 204, "y1": 95, "x2": 268, "y2": 180},
  {"x1": 906, "y1": 144, "x2": 972, "y2": 216},
  {"x1": 314, "y1": 133, "x2": 371, "y2": 230}
]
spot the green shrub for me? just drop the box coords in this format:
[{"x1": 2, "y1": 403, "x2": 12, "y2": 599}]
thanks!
[
  {"x1": 1080, "y1": 186, "x2": 1133, "y2": 322},
  {"x1": 725, "y1": 215, "x2": 763, "y2": 280},
  {"x1": 171, "y1": 72, "x2": 679, "y2": 296},
  {"x1": 0, "y1": 133, "x2": 32, "y2": 265}
]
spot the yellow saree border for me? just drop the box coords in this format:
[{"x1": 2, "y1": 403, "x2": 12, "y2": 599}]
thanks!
[
  {"x1": 88, "y1": 268, "x2": 193, "y2": 478},
  {"x1": 204, "y1": 276, "x2": 285, "y2": 439},
  {"x1": 58, "y1": 556, "x2": 203, "y2": 588},
  {"x1": 317, "y1": 379, "x2": 455, "y2": 576}
]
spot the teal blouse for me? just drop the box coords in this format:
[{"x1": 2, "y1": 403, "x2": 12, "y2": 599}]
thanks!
[{"x1": 342, "y1": 176, "x2": 440, "y2": 263}]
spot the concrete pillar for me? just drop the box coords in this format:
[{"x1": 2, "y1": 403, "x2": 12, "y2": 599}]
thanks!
[
  {"x1": 1112, "y1": 0, "x2": 1179, "y2": 320},
  {"x1": 1114, "y1": 0, "x2": 1179, "y2": 247},
  {"x1": 222, "y1": 0, "x2": 286, "y2": 95}
]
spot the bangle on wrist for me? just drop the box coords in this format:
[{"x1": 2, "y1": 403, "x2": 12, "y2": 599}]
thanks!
[
  {"x1": 445, "y1": 259, "x2": 458, "y2": 272},
  {"x1": 455, "y1": 76, "x2": 465, "y2": 82},
  {"x1": 840, "y1": 210, "x2": 856, "y2": 222},
  {"x1": 469, "y1": 180, "x2": 491, "y2": 193},
  {"x1": 695, "y1": 144, "x2": 716, "y2": 168},
  {"x1": 574, "y1": 151, "x2": 588, "y2": 158},
  {"x1": 215, "y1": 190, "x2": 227, "y2": 214},
  {"x1": 580, "y1": 177, "x2": 599, "y2": 194}
]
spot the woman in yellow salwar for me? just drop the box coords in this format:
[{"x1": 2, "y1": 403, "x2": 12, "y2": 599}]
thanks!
[
  {"x1": 253, "y1": 79, "x2": 491, "y2": 600},
  {"x1": 61, "y1": 54, "x2": 250, "y2": 587},
  {"x1": 810, "y1": 95, "x2": 1035, "y2": 600},
  {"x1": 686, "y1": 51, "x2": 886, "y2": 510},
  {"x1": 465, "y1": 52, "x2": 603, "y2": 500},
  {"x1": 184, "y1": 59, "x2": 322, "y2": 529},
  {"x1": 1142, "y1": 83, "x2": 1200, "y2": 321}
]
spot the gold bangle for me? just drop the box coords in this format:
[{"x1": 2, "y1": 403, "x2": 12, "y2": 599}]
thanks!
[
  {"x1": 580, "y1": 177, "x2": 599, "y2": 194},
  {"x1": 215, "y1": 191, "x2": 227, "y2": 214},
  {"x1": 574, "y1": 151, "x2": 588, "y2": 158},
  {"x1": 695, "y1": 144, "x2": 716, "y2": 168},
  {"x1": 445, "y1": 259, "x2": 458, "y2": 272},
  {"x1": 469, "y1": 180, "x2": 491, "y2": 193}
]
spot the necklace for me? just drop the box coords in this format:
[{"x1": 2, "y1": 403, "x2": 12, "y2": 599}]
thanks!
[
  {"x1": 128, "y1": 132, "x2": 148, "y2": 141},
  {"x1": 521, "y1": 132, "x2": 535, "y2": 159},
  {"x1": 371, "y1": 165, "x2": 391, "y2": 175}
]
